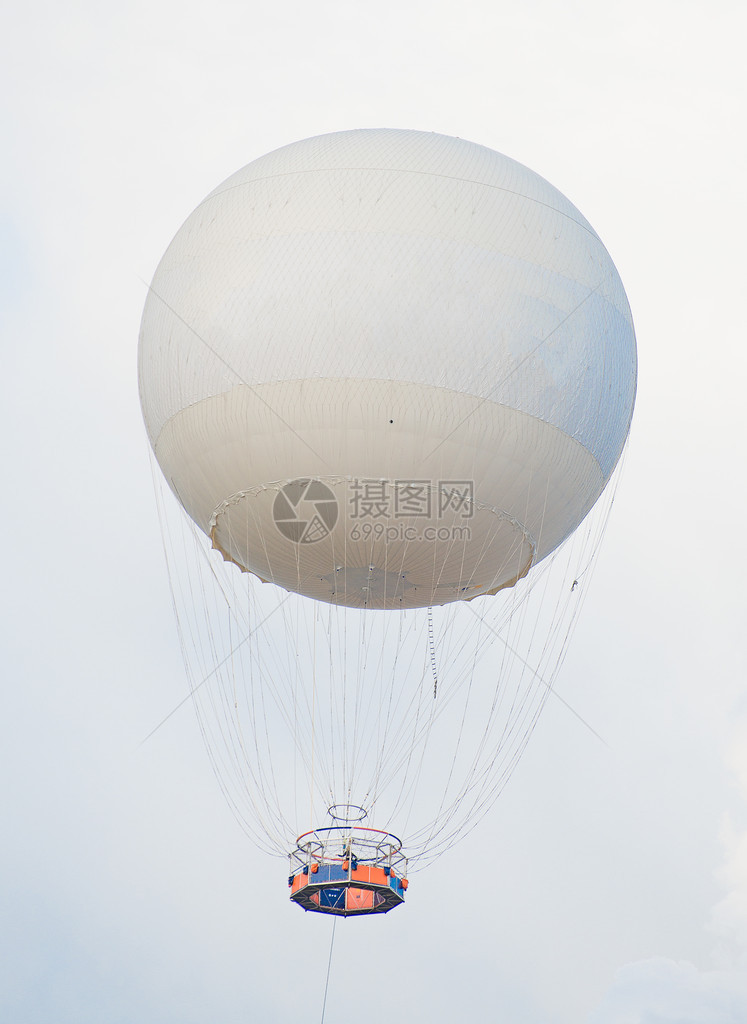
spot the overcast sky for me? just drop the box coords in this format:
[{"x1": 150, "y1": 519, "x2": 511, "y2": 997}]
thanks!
[{"x1": 2, "y1": 2, "x2": 746, "y2": 1022}]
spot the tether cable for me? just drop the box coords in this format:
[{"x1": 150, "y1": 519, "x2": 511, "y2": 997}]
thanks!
[{"x1": 320, "y1": 918, "x2": 337, "y2": 1024}]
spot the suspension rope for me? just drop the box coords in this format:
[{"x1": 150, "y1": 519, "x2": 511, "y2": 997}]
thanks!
[
  {"x1": 138, "y1": 588, "x2": 292, "y2": 747},
  {"x1": 427, "y1": 606, "x2": 438, "y2": 699},
  {"x1": 152, "y1": 446, "x2": 629, "y2": 868},
  {"x1": 463, "y1": 602, "x2": 607, "y2": 746}
]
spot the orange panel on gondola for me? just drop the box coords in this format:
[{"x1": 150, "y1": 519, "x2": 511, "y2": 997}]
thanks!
[
  {"x1": 350, "y1": 866, "x2": 388, "y2": 886},
  {"x1": 346, "y1": 887, "x2": 375, "y2": 911}
]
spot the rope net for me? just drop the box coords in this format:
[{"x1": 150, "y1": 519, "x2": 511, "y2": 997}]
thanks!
[{"x1": 151, "y1": 453, "x2": 624, "y2": 869}]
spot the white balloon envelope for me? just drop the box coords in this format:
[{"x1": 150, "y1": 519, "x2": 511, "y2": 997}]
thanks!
[{"x1": 139, "y1": 129, "x2": 636, "y2": 610}]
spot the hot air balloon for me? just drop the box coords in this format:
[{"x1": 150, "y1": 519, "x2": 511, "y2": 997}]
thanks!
[{"x1": 139, "y1": 129, "x2": 636, "y2": 917}]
